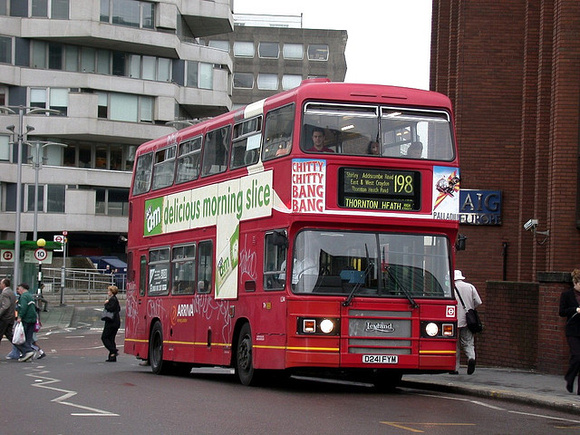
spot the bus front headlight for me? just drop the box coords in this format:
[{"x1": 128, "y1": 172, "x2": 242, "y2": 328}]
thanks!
[
  {"x1": 425, "y1": 322, "x2": 439, "y2": 337},
  {"x1": 319, "y1": 318, "x2": 335, "y2": 334}
]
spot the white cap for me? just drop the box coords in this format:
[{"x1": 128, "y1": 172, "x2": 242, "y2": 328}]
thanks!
[{"x1": 454, "y1": 270, "x2": 466, "y2": 281}]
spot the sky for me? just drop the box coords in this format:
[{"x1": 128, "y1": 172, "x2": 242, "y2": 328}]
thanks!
[{"x1": 233, "y1": 0, "x2": 432, "y2": 90}]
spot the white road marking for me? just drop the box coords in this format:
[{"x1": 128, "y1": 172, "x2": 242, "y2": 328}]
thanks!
[
  {"x1": 417, "y1": 392, "x2": 580, "y2": 424},
  {"x1": 25, "y1": 366, "x2": 119, "y2": 417}
]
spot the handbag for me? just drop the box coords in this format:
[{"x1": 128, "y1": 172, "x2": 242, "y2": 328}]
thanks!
[
  {"x1": 465, "y1": 308, "x2": 483, "y2": 333},
  {"x1": 34, "y1": 318, "x2": 42, "y2": 332},
  {"x1": 12, "y1": 322, "x2": 25, "y2": 345},
  {"x1": 101, "y1": 309, "x2": 114, "y2": 321},
  {"x1": 455, "y1": 286, "x2": 483, "y2": 333}
]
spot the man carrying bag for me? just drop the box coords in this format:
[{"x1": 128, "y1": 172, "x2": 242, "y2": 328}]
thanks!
[{"x1": 454, "y1": 270, "x2": 483, "y2": 375}]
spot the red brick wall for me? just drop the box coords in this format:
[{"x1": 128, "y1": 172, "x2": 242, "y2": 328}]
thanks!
[
  {"x1": 476, "y1": 275, "x2": 569, "y2": 375},
  {"x1": 431, "y1": 0, "x2": 580, "y2": 374},
  {"x1": 536, "y1": 273, "x2": 570, "y2": 374},
  {"x1": 478, "y1": 281, "x2": 539, "y2": 369}
]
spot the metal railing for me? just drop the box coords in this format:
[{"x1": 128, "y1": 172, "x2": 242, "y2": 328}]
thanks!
[{"x1": 41, "y1": 267, "x2": 126, "y2": 295}]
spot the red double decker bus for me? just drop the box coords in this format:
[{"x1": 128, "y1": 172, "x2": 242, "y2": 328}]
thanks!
[{"x1": 125, "y1": 79, "x2": 460, "y2": 389}]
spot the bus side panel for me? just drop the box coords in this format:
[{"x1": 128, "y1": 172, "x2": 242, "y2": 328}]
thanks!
[
  {"x1": 243, "y1": 293, "x2": 288, "y2": 370},
  {"x1": 124, "y1": 253, "x2": 151, "y2": 361},
  {"x1": 235, "y1": 229, "x2": 288, "y2": 370}
]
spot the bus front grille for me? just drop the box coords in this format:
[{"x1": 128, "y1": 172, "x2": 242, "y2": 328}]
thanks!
[{"x1": 347, "y1": 310, "x2": 413, "y2": 355}]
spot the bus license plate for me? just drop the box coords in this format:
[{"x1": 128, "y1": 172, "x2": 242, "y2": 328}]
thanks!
[{"x1": 362, "y1": 355, "x2": 398, "y2": 364}]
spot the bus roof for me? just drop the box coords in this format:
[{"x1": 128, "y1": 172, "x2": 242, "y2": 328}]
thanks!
[{"x1": 136, "y1": 80, "x2": 453, "y2": 156}]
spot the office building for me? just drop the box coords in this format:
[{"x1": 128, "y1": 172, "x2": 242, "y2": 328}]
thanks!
[
  {"x1": 204, "y1": 13, "x2": 347, "y2": 108},
  {"x1": 0, "y1": 0, "x2": 233, "y2": 274}
]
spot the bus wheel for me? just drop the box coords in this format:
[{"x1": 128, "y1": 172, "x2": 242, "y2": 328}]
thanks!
[
  {"x1": 373, "y1": 370, "x2": 402, "y2": 393},
  {"x1": 149, "y1": 322, "x2": 166, "y2": 375},
  {"x1": 235, "y1": 323, "x2": 256, "y2": 386}
]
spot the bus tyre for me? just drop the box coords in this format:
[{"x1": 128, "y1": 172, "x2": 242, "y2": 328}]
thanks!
[
  {"x1": 236, "y1": 323, "x2": 256, "y2": 386},
  {"x1": 149, "y1": 322, "x2": 166, "y2": 375}
]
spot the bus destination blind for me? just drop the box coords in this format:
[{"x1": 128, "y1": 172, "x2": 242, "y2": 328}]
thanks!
[{"x1": 339, "y1": 167, "x2": 420, "y2": 211}]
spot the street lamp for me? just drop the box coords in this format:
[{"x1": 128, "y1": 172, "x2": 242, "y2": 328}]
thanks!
[{"x1": 0, "y1": 106, "x2": 61, "y2": 285}]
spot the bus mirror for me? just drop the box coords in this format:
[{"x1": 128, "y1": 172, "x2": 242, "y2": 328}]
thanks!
[
  {"x1": 272, "y1": 231, "x2": 288, "y2": 248},
  {"x1": 455, "y1": 234, "x2": 467, "y2": 251}
]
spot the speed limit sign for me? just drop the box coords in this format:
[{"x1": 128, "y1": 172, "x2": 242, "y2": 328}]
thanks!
[{"x1": 34, "y1": 248, "x2": 48, "y2": 262}]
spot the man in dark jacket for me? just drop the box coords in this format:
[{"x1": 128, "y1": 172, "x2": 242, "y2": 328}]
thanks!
[
  {"x1": 15, "y1": 283, "x2": 37, "y2": 362},
  {"x1": 0, "y1": 278, "x2": 16, "y2": 345}
]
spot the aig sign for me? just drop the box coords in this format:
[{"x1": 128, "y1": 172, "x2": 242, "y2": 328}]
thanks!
[{"x1": 459, "y1": 190, "x2": 502, "y2": 225}]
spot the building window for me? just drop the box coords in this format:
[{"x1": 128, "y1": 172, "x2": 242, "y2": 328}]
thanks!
[
  {"x1": 233, "y1": 41, "x2": 254, "y2": 58},
  {"x1": 307, "y1": 44, "x2": 329, "y2": 61},
  {"x1": 96, "y1": 187, "x2": 129, "y2": 215},
  {"x1": 101, "y1": 0, "x2": 155, "y2": 29},
  {"x1": 0, "y1": 135, "x2": 9, "y2": 161},
  {"x1": 0, "y1": 0, "x2": 7, "y2": 15},
  {"x1": 233, "y1": 72, "x2": 254, "y2": 89},
  {"x1": 81, "y1": 47, "x2": 96, "y2": 72},
  {"x1": 30, "y1": 88, "x2": 47, "y2": 109},
  {"x1": 258, "y1": 42, "x2": 279, "y2": 59},
  {"x1": 51, "y1": 0, "x2": 69, "y2": 19},
  {"x1": 187, "y1": 61, "x2": 198, "y2": 87},
  {"x1": 31, "y1": 0, "x2": 48, "y2": 17},
  {"x1": 282, "y1": 75, "x2": 302, "y2": 90},
  {"x1": 257, "y1": 73, "x2": 278, "y2": 90},
  {"x1": 64, "y1": 45, "x2": 78, "y2": 71},
  {"x1": 142, "y1": 55, "x2": 156, "y2": 80},
  {"x1": 50, "y1": 88, "x2": 68, "y2": 115},
  {"x1": 29, "y1": 87, "x2": 68, "y2": 115},
  {"x1": 283, "y1": 43, "x2": 303, "y2": 60},
  {"x1": 208, "y1": 40, "x2": 229, "y2": 52},
  {"x1": 97, "y1": 49, "x2": 109, "y2": 74},
  {"x1": 32, "y1": 41, "x2": 47, "y2": 68},
  {"x1": 158, "y1": 58, "x2": 171, "y2": 82},
  {"x1": 26, "y1": 184, "x2": 65, "y2": 213},
  {"x1": 26, "y1": 184, "x2": 44, "y2": 213},
  {"x1": 104, "y1": 92, "x2": 154, "y2": 123},
  {"x1": 47, "y1": 184, "x2": 65, "y2": 212},
  {"x1": 0, "y1": 36, "x2": 11, "y2": 64},
  {"x1": 30, "y1": 0, "x2": 69, "y2": 19},
  {"x1": 186, "y1": 61, "x2": 213, "y2": 89}
]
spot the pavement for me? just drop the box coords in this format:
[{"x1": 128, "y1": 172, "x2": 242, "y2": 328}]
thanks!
[{"x1": 38, "y1": 304, "x2": 580, "y2": 414}]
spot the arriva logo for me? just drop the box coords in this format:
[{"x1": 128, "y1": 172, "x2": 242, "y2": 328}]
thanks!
[{"x1": 146, "y1": 204, "x2": 161, "y2": 234}]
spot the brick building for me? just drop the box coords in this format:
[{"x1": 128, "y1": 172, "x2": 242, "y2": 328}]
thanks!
[{"x1": 431, "y1": 1, "x2": 580, "y2": 373}]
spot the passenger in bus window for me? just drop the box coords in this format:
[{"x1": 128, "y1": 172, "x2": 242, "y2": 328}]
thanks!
[
  {"x1": 367, "y1": 141, "x2": 380, "y2": 155},
  {"x1": 308, "y1": 127, "x2": 334, "y2": 153},
  {"x1": 406, "y1": 141, "x2": 423, "y2": 158}
]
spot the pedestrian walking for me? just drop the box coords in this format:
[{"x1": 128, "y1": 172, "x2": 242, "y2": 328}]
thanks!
[
  {"x1": 14, "y1": 283, "x2": 37, "y2": 362},
  {"x1": 559, "y1": 268, "x2": 580, "y2": 394},
  {"x1": 454, "y1": 270, "x2": 482, "y2": 375},
  {"x1": 0, "y1": 278, "x2": 16, "y2": 346},
  {"x1": 101, "y1": 285, "x2": 121, "y2": 362}
]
